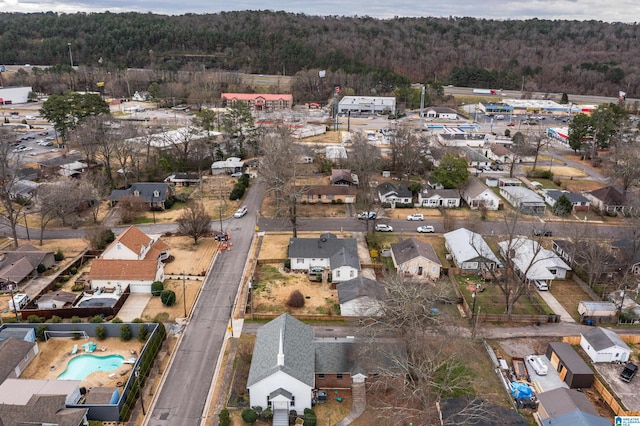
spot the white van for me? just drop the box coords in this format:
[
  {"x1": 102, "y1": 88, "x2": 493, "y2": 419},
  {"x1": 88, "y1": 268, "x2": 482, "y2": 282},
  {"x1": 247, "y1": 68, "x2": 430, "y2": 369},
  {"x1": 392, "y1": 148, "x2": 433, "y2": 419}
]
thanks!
[
  {"x1": 8, "y1": 293, "x2": 30, "y2": 312},
  {"x1": 534, "y1": 280, "x2": 549, "y2": 291},
  {"x1": 527, "y1": 355, "x2": 548, "y2": 376}
]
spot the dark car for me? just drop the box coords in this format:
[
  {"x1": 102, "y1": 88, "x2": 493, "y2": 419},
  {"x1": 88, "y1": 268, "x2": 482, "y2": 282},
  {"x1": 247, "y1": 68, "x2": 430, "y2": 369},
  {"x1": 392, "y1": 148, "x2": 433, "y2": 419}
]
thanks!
[
  {"x1": 621, "y1": 363, "x2": 638, "y2": 383},
  {"x1": 533, "y1": 229, "x2": 552, "y2": 237}
]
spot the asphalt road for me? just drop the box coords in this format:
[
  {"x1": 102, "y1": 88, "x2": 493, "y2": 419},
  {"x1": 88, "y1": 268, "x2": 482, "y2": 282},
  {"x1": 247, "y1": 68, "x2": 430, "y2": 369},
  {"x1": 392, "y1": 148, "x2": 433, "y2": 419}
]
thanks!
[{"x1": 144, "y1": 183, "x2": 264, "y2": 426}]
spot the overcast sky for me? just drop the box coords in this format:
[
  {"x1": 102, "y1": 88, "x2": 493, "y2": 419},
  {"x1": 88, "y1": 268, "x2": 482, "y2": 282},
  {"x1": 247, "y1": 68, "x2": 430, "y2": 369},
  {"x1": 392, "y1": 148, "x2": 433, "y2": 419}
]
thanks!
[{"x1": 2, "y1": 0, "x2": 640, "y2": 22}]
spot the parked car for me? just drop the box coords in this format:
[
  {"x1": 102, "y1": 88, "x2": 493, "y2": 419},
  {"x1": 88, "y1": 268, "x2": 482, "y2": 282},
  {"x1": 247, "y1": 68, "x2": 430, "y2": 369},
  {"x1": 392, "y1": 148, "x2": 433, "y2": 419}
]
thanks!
[
  {"x1": 417, "y1": 225, "x2": 435, "y2": 233},
  {"x1": 25, "y1": 115, "x2": 36, "y2": 120},
  {"x1": 621, "y1": 363, "x2": 638, "y2": 383},
  {"x1": 533, "y1": 229, "x2": 552, "y2": 237},
  {"x1": 526, "y1": 355, "x2": 548, "y2": 376},
  {"x1": 374, "y1": 223, "x2": 393, "y2": 232},
  {"x1": 233, "y1": 205, "x2": 248, "y2": 218},
  {"x1": 358, "y1": 211, "x2": 377, "y2": 220},
  {"x1": 407, "y1": 213, "x2": 424, "y2": 221},
  {"x1": 230, "y1": 172, "x2": 243, "y2": 178},
  {"x1": 534, "y1": 280, "x2": 549, "y2": 291},
  {"x1": 45, "y1": 136, "x2": 56, "y2": 141}
]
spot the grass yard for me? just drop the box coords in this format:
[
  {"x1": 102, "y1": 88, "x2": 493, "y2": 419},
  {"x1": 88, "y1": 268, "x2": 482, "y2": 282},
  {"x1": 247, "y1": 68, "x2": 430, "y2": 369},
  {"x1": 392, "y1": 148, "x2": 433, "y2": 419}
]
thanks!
[{"x1": 550, "y1": 279, "x2": 598, "y2": 322}]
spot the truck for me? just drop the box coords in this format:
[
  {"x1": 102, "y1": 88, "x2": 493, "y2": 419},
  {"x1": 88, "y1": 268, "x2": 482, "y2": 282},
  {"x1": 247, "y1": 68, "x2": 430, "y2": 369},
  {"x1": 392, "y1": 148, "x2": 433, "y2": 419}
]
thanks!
[
  {"x1": 621, "y1": 362, "x2": 638, "y2": 383},
  {"x1": 472, "y1": 89, "x2": 497, "y2": 95}
]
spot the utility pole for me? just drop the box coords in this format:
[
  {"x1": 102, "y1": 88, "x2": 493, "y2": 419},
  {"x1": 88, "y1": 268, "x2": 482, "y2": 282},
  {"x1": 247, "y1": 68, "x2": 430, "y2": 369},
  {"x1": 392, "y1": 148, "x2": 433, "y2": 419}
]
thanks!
[
  {"x1": 419, "y1": 85, "x2": 425, "y2": 131},
  {"x1": 67, "y1": 43, "x2": 73, "y2": 68},
  {"x1": 182, "y1": 272, "x2": 187, "y2": 318}
]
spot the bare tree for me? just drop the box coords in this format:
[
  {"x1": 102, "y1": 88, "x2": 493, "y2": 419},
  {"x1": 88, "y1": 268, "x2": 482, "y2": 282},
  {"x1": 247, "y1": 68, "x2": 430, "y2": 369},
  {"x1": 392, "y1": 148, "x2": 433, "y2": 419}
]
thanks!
[
  {"x1": 35, "y1": 179, "x2": 88, "y2": 242},
  {"x1": 349, "y1": 131, "x2": 381, "y2": 230},
  {"x1": 0, "y1": 128, "x2": 31, "y2": 247},
  {"x1": 117, "y1": 194, "x2": 148, "y2": 223},
  {"x1": 72, "y1": 115, "x2": 119, "y2": 188},
  {"x1": 177, "y1": 200, "x2": 211, "y2": 245}
]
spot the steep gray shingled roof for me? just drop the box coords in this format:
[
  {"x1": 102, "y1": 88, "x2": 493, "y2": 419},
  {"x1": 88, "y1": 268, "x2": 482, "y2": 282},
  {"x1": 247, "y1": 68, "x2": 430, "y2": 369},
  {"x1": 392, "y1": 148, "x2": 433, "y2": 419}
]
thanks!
[
  {"x1": 582, "y1": 327, "x2": 629, "y2": 352},
  {"x1": 537, "y1": 388, "x2": 605, "y2": 424},
  {"x1": 314, "y1": 338, "x2": 407, "y2": 376},
  {"x1": 545, "y1": 189, "x2": 590, "y2": 204},
  {"x1": 0, "y1": 394, "x2": 88, "y2": 426},
  {"x1": 329, "y1": 247, "x2": 361, "y2": 271},
  {"x1": 288, "y1": 233, "x2": 359, "y2": 269},
  {"x1": 337, "y1": 277, "x2": 386, "y2": 304},
  {"x1": 110, "y1": 182, "x2": 169, "y2": 203},
  {"x1": 391, "y1": 238, "x2": 441, "y2": 266},
  {"x1": 247, "y1": 314, "x2": 314, "y2": 388},
  {"x1": 0, "y1": 337, "x2": 36, "y2": 382}
]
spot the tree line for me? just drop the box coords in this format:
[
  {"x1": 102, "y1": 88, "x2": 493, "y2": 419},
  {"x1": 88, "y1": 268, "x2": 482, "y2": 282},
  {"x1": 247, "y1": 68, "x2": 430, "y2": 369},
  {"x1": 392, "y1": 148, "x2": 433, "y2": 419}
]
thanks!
[{"x1": 1, "y1": 11, "x2": 639, "y2": 100}]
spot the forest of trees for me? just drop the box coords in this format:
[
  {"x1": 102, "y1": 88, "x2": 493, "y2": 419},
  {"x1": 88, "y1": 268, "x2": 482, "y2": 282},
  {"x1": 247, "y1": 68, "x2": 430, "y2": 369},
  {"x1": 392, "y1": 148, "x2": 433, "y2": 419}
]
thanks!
[{"x1": 0, "y1": 11, "x2": 639, "y2": 101}]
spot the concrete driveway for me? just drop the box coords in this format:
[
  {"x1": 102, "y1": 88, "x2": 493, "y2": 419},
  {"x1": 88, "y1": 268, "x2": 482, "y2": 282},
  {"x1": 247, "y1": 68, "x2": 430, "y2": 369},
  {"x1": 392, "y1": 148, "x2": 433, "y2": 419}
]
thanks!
[
  {"x1": 537, "y1": 288, "x2": 575, "y2": 323},
  {"x1": 117, "y1": 294, "x2": 150, "y2": 321}
]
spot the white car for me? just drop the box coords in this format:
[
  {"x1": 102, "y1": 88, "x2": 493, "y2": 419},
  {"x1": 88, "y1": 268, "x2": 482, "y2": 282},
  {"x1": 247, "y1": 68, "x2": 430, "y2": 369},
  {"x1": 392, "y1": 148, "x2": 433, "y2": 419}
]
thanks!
[
  {"x1": 233, "y1": 205, "x2": 248, "y2": 218},
  {"x1": 417, "y1": 225, "x2": 435, "y2": 233},
  {"x1": 534, "y1": 280, "x2": 549, "y2": 291},
  {"x1": 358, "y1": 211, "x2": 377, "y2": 220},
  {"x1": 375, "y1": 223, "x2": 393, "y2": 232},
  {"x1": 407, "y1": 213, "x2": 424, "y2": 221},
  {"x1": 25, "y1": 115, "x2": 36, "y2": 120}
]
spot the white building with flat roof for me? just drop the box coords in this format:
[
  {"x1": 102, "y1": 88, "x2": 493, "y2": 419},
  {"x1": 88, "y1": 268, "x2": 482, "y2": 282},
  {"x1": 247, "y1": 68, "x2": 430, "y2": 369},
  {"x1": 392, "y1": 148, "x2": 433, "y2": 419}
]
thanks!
[{"x1": 338, "y1": 96, "x2": 396, "y2": 115}]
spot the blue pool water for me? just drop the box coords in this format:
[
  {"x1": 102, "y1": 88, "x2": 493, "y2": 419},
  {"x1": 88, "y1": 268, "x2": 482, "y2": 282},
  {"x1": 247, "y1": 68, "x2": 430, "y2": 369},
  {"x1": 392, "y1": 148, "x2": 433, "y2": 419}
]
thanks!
[{"x1": 58, "y1": 354, "x2": 125, "y2": 381}]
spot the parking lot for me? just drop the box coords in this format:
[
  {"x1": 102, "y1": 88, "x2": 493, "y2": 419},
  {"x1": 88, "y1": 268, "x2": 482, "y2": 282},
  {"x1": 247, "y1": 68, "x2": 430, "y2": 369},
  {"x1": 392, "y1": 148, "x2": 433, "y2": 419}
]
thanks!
[{"x1": 592, "y1": 362, "x2": 640, "y2": 412}]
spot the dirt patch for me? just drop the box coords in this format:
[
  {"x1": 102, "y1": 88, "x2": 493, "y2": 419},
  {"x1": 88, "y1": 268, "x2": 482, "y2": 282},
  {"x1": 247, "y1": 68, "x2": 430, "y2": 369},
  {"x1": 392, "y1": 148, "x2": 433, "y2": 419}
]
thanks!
[
  {"x1": 163, "y1": 236, "x2": 218, "y2": 276},
  {"x1": 561, "y1": 179, "x2": 605, "y2": 193},
  {"x1": 21, "y1": 336, "x2": 144, "y2": 389},
  {"x1": 494, "y1": 337, "x2": 551, "y2": 359},
  {"x1": 141, "y1": 278, "x2": 201, "y2": 321},
  {"x1": 252, "y1": 265, "x2": 339, "y2": 316},
  {"x1": 258, "y1": 232, "x2": 355, "y2": 260}
]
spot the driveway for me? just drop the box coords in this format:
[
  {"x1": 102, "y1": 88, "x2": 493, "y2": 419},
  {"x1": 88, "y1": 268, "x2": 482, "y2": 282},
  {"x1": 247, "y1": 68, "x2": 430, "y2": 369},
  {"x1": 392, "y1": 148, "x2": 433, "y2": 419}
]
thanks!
[
  {"x1": 537, "y1": 288, "x2": 576, "y2": 322},
  {"x1": 117, "y1": 294, "x2": 151, "y2": 322}
]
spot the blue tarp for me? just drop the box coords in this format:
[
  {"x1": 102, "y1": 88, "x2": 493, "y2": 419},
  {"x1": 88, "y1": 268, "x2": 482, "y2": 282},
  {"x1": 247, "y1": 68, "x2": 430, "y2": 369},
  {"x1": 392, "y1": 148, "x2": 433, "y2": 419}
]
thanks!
[{"x1": 510, "y1": 382, "x2": 532, "y2": 398}]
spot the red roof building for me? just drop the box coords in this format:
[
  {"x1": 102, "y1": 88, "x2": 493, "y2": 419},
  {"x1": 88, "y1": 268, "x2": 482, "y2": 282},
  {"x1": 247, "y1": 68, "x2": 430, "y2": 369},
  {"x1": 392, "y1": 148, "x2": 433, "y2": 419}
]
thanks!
[{"x1": 221, "y1": 93, "x2": 293, "y2": 111}]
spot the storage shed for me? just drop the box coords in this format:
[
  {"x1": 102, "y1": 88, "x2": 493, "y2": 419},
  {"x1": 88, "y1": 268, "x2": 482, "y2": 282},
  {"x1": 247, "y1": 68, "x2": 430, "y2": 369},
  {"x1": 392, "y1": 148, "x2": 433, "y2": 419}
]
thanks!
[
  {"x1": 577, "y1": 301, "x2": 617, "y2": 324},
  {"x1": 580, "y1": 327, "x2": 631, "y2": 363},
  {"x1": 546, "y1": 342, "x2": 594, "y2": 389}
]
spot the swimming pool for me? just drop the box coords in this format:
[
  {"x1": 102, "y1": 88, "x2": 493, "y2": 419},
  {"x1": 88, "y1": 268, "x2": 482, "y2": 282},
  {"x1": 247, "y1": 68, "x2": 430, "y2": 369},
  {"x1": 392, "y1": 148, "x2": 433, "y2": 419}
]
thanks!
[{"x1": 58, "y1": 354, "x2": 125, "y2": 381}]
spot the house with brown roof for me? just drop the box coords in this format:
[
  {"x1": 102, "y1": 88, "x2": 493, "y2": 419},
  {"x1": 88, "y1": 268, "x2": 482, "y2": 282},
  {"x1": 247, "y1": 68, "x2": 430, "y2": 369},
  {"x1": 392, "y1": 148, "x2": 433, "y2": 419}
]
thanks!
[
  {"x1": 330, "y1": 169, "x2": 358, "y2": 186},
  {"x1": 88, "y1": 226, "x2": 170, "y2": 294},
  {"x1": 303, "y1": 185, "x2": 357, "y2": 204},
  {"x1": 390, "y1": 238, "x2": 442, "y2": 280},
  {"x1": 0, "y1": 337, "x2": 39, "y2": 383},
  {"x1": 583, "y1": 185, "x2": 626, "y2": 213},
  {"x1": 0, "y1": 393, "x2": 88, "y2": 426}
]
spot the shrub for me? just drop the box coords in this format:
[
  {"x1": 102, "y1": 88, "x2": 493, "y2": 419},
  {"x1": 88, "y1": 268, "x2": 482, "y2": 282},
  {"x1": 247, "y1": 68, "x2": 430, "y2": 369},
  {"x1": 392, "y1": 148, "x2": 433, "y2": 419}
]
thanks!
[
  {"x1": 54, "y1": 249, "x2": 64, "y2": 261},
  {"x1": 72, "y1": 330, "x2": 82, "y2": 340},
  {"x1": 151, "y1": 281, "x2": 164, "y2": 296},
  {"x1": 284, "y1": 259, "x2": 291, "y2": 270},
  {"x1": 37, "y1": 264, "x2": 46, "y2": 273},
  {"x1": 132, "y1": 317, "x2": 143, "y2": 323},
  {"x1": 160, "y1": 290, "x2": 176, "y2": 306},
  {"x1": 120, "y1": 324, "x2": 132, "y2": 341},
  {"x1": 69, "y1": 267, "x2": 78, "y2": 275},
  {"x1": 262, "y1": 407, "x2": 273, "y2": 420},
  {"x1": 49, "y1": 315, "x2": 63, "y2": 323},
  {"x1": 287, "y1": 290, "x2": 305, "y2": 308},
  {"x1": 70, "y1": 316, "x2": 83, "y2": 323},
  {"x1": 111, "y1": 317, "x2": 123, "y2": 323},
  {"x1": 229, "y1": 183, "x2": 246, "y2": 200},
  {"x1": 96, "y1": 325, "x2": 107, "y2": 340},
  {"x1": 241, "y1": 408, "x2": 258, "y2": 424},
  {"x1": 138, "y1": 324, "x2": 150, "y2": 342},
  {"x1": 36, "y1": 324, "x2": 48, "y2": 341},
  {"x1": 218, "y1": 409, "x2": 231, "y2": 426},
  {"x1": 27, "y1": 315, "x2": 43, "y2": 323},
  {"x1": 303, "y1": 408, "x2": 317, "y2": 426},
  {"x1": 89, "y1": 315, "x2": 104, "y2": 323}
]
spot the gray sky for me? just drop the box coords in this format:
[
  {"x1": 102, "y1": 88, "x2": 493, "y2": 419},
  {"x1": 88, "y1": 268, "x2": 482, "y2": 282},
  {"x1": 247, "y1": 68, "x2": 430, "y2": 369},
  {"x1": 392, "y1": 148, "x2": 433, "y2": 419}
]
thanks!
[{"x1": 2, "y1": 0, "x2": 640, "y2": 22}]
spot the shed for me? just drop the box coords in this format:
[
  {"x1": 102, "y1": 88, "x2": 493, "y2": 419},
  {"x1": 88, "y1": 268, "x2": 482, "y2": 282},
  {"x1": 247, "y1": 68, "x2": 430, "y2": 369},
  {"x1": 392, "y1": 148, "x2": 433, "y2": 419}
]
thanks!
[
  {"x1": 545, "y1": 342, "x2": 594, "y2": 389},
  {"x1": 36, "y1": 291, "x2": 79, "y2": 310},
  {"x1": 580, "y1": 327, "x2": 631, "y2": 363},
  {"x1": 578, "y1": 301, "x2": 617, "y2": 323}
]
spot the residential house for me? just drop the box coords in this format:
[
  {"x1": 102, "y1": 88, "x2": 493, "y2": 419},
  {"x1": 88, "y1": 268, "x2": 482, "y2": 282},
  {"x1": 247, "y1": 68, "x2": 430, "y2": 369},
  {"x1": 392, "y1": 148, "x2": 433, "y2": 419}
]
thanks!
[
  {"x1": 460, "y1": 146, "x2": 491, "y2": 169},
  {"x1": 487, "y1": 143, "x2": 516, "y2": 164},
  {"x1": 417, "y1": 188, "x2": 461, "y2": 208},
  {"x1": 437, "y1": 397, "x2": 528, "y2": 426},
  {"x1": 580, "y1": 327, "x2": 631, "y2": 363},
  {"x1": 337, "y1": 277, "x2": 386, "y2": 316},
  {"x1": 325, "y1": 145, "x2": 347, "y2": 160},
  {"x1": 0, "y1": 392, "x2": 88, "y2": 426},
  {"x1": 164, "y1": 173, "x2": 201, "y2": 186},
  {"x1": 0, "y1": 337, "x2": 39, "y2": 382},
  {"x1": 58, "y1": 160, "x2": 88, "y2": 178},
  {"x1": 583, "y1": 185, "x2": 626, "y2": 213},
  {"x1": 87, "y1": 226, "x2": 170, "y2": 293},
  {"x1": 390, "y1": 238, "x2": 441, "y2": 280},
  {"x1": 461, "y1": 177, "x2": 500, "y2": 210},
  {"x1": 610, "y1": 237, "x2": 640, "y2": 275},
  {"x1": 109, "y1": 182, "x2": 171, "y2": 210},
  {"x1": 0, "y1": 244, "x2": 55, "y2": 290},
  {"x1": 543, "y1": 190, "x2": 590, "y2": 212},
  {"x1": 247, "y1": 314, "x2": 315, "y2": 417},
  {"x1": 552, "y1": 239, "x2": 620, "y2": 279},
  {"x1": 424, "y1": 106, "x2": 458, "y2": 120},
  {"x1": 36, "y1": 153, "x2": 83, "y2": 179},
  {"x1": 0, "y1": 327, "x2": 36, "y2": 342},
  {"x1": 444, "y1": 228, "x2": 501, "y2": 273},
  {"x1": 287, "y1": 233, "x2": 360, "y2": 282},
  {"x1": 35, "y1": 291, "x2": 79, "y2": 310},
  {"x1": 9, "y1": 179, "x2": 38, "y2": 202},
  {"x1": 221, "y1": 93, "x2": 293, "y2": 111},
  {"x1": 0, "y1": 378, "x2": 84, "y2": 409},
  {"x1": 304, "y1": 186, "x2": 357, "y2": 204},
  {"x1": 377, "y1": 182, "x2": 413, "y2": 207},
  {"x1": 545, "y1": 342, "x2": 594, "y2": 389},
  {"x1": 498, "y1": 238, "x2": 571, "y2": 284},
  {"x1": 330, "y1": 169, "x2": 358, "y2": 186},
  {"x1": 536, "y1": 387, "x2": 611, "y2": 426},
  {"x1": 500, "y1": 186, "x2": 546, "y2": 215},
  {"x1": 210, "y1": 157, "x2": 244, "y2": 175}
]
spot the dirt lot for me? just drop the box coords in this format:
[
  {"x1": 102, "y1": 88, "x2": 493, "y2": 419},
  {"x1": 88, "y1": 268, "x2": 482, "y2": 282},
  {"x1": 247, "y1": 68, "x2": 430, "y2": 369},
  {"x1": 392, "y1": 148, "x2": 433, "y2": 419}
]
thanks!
[{"x1": 21, "y1": 337, "x2": 144, "y2": 389}]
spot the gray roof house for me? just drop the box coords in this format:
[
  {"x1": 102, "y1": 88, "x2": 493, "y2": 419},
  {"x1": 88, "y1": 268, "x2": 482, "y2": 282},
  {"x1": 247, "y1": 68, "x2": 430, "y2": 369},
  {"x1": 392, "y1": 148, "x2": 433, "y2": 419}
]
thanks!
[
  {"x1": 377, "y1": 182, "x2": 413, "y2": 207},
  {"x1": 337, "y1": 277, "x2": 387, "y2": 317},
  {"x1": 536, "y1": 387, "x2": 610, "y2": 426},
  {"x1": 500, "y1": 186, "x2": 546, "y2": 215},
  {"x1": 391, "y1": 238, "x2": 442, "y2": 280},
  {"x1": 444, "y1": 228, "x2": 501, "y2": 272},
  {"x1": 0, "y1": 337, "x2": 38, "y2": 383},
  {"x1": 210, "y1": 157, "x2": 244, "y2": 175},
  {"x1": 579, "y1": 327, "x2": 631, "y2": 363},
  {"x1": 417, "y1": 188, "x2": 461, "y2": 208},
  {"x1": 0, "y1": 393, "x2": 88, "y2": 426},
  {"x1": 583, "y1": 185, "x2": 626, "y2": 213},
  {"x1": 247, "y1": 314, "x2": 316, "y2": 416},
  {"x1": 462, "y1": 177, "x2": 500, "y2": 210},
  {"x1": 0, "y1": 244, "x2": 55, "y2": 288},
  {"x1": 288, "y1": 233, "x2": 360, "y2": 282},
  {"x1": 543, "y1": 190, "x2": 590, "y2": 212},
  {"x1": 109, "y1": 182, "x2": 171, "y2": 210}
]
